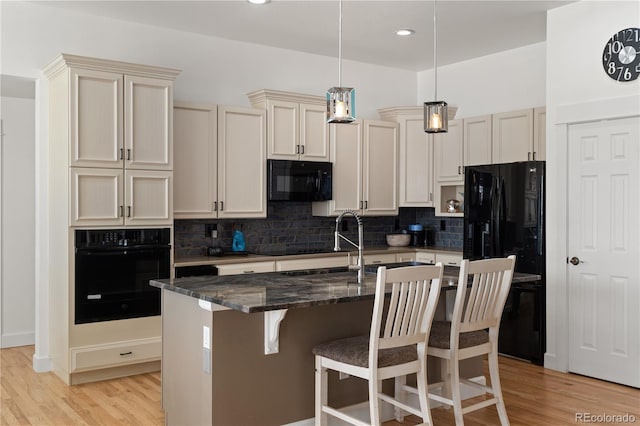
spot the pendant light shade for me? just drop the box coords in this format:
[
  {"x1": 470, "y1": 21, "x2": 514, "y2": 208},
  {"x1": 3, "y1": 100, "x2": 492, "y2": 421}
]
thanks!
[
  {"x1": 327, "y1": 0, "x2": 355, "y2": 123},
  {"x1": 424, "y1": 0, "x2": 447, "y2": 133},
  {"x1": 424, "y1": 100, "x2": 448, "y2": 133}
]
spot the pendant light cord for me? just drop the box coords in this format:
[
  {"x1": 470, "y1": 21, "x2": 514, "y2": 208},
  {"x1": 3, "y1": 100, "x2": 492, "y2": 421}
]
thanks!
[
  {"x1": 433, "y1": 0, "x2": 438, "y2": 101},
  {"x1": 338, "y1": 0, "x2": 343, "y2": 87}
]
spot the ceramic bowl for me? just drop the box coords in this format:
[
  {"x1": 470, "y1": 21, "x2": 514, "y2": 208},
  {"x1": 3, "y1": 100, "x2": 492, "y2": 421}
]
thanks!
[{"x1": 386, "y1": 234, "x2": 411, "y2": 247}]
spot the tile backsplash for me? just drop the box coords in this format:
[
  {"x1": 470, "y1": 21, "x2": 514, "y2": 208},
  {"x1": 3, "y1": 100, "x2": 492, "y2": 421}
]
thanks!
[{"x1": 174, "y1": 203, "x2": 463, "y2": 258}]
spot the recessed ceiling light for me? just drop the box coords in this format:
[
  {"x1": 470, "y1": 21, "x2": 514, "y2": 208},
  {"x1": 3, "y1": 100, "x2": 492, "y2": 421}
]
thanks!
[
  {"x1": 248, "y1": 0, "x2": 269, "y2": 4},
  {"x1": 396, "y1": 29, "x2": 415, "y2": 37}
]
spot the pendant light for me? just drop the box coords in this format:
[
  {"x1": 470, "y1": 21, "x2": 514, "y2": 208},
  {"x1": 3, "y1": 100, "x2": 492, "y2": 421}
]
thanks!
[
  {"x1": 424, "y1": 0, "x2": 448, "y2": 133},
  {"x1": 327, "y1": 0, "x2": 355, "y2": 123}
]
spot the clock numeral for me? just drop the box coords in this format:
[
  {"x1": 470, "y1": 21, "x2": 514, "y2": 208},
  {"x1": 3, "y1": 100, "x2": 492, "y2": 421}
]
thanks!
[{"x1": 624, "y1": 28, "x2": 639, "y2": 43}]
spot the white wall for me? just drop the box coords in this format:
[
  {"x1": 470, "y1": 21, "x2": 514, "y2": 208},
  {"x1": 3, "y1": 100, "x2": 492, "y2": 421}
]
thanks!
[
  {"x1": 1, "y1": 94, "x2": 36, "y2": 348},
  {"x1": 545, "y1": 0, "x2": 640, "y2": 372},
  {"x1": 417, "y1": 42, "x2": 546, "y2": 118},
  {"x1": 0, "y1": 0, "x2": 417, "y2": 367},
  {"x1": 1, "y1": 1, "x2": 416, "y2": 118}
]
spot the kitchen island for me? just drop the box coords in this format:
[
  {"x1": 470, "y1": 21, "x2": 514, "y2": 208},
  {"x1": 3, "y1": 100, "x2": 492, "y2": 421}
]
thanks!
[{"x1": 151, "y1": 265, "x2": 540, "y2": 425}]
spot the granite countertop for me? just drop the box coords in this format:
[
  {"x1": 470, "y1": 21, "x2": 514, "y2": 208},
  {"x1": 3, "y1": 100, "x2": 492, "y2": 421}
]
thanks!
[
  {"x1": 174, "y1": 245, "x2": 463, "y2": 267},
  {"x1": 150, "y1": 264, "x2": 541, "y2": 314}
]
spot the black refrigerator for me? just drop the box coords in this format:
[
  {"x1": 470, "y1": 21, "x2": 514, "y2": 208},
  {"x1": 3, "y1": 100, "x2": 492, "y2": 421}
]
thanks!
[{"x1": 463, "y1": 161, "x2": 545, "y2": 365}]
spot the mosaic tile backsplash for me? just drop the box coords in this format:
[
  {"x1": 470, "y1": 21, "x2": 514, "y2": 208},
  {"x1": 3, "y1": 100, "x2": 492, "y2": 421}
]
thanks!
[{"x1": 174, "y1": 203, "x2": 463, "y2": 258}]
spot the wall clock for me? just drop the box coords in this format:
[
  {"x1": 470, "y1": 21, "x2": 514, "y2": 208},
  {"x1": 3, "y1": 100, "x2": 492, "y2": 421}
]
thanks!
[{"x1": 602, "y1": 27, "x2": 640, "y2": 82}]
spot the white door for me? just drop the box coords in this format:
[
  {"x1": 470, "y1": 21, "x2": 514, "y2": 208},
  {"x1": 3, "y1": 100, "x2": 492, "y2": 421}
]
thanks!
[{"x1": 567, "y1": 117, "x2": 640, "y2": 388}]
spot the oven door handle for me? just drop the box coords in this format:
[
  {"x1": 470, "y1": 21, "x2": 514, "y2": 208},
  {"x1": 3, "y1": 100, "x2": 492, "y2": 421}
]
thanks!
[{"x1": 76, "y1": 246, "x2": 171, "y2": 256}]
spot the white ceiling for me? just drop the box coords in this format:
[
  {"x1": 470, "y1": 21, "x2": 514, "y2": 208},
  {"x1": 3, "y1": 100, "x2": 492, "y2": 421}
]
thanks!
[{"x1": 33, "y1": 0, "x2": 574, "y2": 71}]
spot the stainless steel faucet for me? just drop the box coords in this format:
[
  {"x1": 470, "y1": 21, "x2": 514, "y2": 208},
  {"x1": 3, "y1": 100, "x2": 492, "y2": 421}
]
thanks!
[{"x1": 334, "y1": 210, "x2": 364, "y2": 284}]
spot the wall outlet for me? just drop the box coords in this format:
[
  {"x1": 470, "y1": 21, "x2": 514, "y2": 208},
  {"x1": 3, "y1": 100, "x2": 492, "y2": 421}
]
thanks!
[{"x1": 205, "y1": 224, "x2": 217, "y2": 238}]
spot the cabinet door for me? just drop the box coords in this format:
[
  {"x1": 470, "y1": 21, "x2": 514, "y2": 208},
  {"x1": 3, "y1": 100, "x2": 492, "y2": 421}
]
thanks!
[
  {"x1": 363, "y1": 120, "x2": 398, "y2": 216},
  {"x1": 124, "y1": 170, "x2": 172, "y2": 226},
  {"x1": 69, "y1": 68, "x2": 123, "y2": 168},
  {"x1": 267, "y1": 100, "x2": 299, "y2": 160},
  {"x1": 492, "y1": 109, "x2": 533, "y2": 163},
  {"x1": 299, "y1": 102, "x2": 329, "y2": 161},
  {"x1": 400, "y1": 115, "x2": 434, "y2": 207},
  {"x1": 124, "y1": 75, "x2": 173, "y2": 170},
  {"x1": 463, "y1": 115, "x2": 492, "y2": 166},
  {"x1": 217, "y1": 106, "x2": 267, "y2": 218},
  {"x1": 70, "y1": 168, "x2": 123, "y2": 226},
  {"x1": 434, "y1": 119, "x2": 464, "y2": 183},
  {"x1": 173, "y1": 103, "x2": 218, "y2": 219},
  {"x1": 216, "y1": 261, "x2": 275, "y2": 276},
  {"x1": 533, "y1": 107, "x2": 546, "y2": 161},
  {"x1": 330, "y1": 121, "x2": 363, "y2": 213}
]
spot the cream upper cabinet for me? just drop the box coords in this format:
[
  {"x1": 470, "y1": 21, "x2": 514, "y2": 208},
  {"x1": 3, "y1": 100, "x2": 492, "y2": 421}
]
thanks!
[
  {"x1": 69, "y1": 69, "x2": 172, "y2": 170},
  {"x1": 124, "y1": 170, "x2": 172, "y2": 225},
  {"x1": 173, "y1": 103, "x2": 218, "y2": 219},
  {"x1": 492, "y1": 108, "x2": 534, "y2": 163},
  {"x1": 378, "y1": 107, "x2": 434, "y2": 208},
  {"x1": 173, "y1": 103, "x2": 267, "y2": 219},
  {"x1": 217, "y1": 106, "x2": 267, "y2": 218},
  {"x1": 247, "y1": 89, "x2": 329, "y2": 161},
  {"x1": 69, "y1": 68, "x2": 123, "y2": 168},
  {"x1": 363, "y1": 120, "x2": 399, "y2": 216},
  {"x1": 312, "y1": 120, "x2": 398, "y2": 217},
  {"x1": 434, "y1": 119, "x2": 464, "y2": 183},
  {"x1": 124, "y1": 75, "x2": 173, "y2": 170},
  {"x1": 533, "y1": 107, "x2": 546, "y2": 161},
  {"x1": 463, "y1": 115, "x2": 492, "y2": 166}
]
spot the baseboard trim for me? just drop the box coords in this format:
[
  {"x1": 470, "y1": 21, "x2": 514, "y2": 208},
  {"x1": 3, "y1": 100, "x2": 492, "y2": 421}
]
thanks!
[
  {"x1": 0, "y1": 331, "x2": 35, "y2": 349},
  {"x1": 283, "y1": 375, "x2": 486, "y2": 426},
  {"x1": 32, "y1": 353, "x2": 52, "y2": 372}
]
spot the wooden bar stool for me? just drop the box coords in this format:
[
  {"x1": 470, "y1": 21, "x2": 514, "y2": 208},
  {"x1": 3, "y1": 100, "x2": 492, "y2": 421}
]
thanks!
[
  {"x1": 313, "y1": 263, "x2": 444, "y2": 426},
  {"x1": 427, "y1": 255, "x2": 516, "y2": 425}
]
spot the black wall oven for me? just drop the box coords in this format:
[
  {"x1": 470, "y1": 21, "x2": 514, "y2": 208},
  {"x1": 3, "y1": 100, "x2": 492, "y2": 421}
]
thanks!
[{"x1": 75, "y1": 228, "x2": 170, "y2": 324}]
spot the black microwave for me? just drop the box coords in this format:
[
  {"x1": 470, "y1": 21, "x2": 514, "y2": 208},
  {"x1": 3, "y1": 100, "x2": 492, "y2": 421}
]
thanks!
[{"x1": 267, "y1": 159, "x2": 332, "y2": 201}]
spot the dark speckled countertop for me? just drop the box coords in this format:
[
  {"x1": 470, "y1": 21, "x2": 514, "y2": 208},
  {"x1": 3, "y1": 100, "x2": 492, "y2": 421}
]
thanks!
[{"x1": 150, "y1": 264, "x2": 541, "y2": 314}]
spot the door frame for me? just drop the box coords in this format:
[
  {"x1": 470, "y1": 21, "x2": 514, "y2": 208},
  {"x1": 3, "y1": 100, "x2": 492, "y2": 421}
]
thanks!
[{"x1": 545, "y1": 94, "x2": 640, "y2": 372}]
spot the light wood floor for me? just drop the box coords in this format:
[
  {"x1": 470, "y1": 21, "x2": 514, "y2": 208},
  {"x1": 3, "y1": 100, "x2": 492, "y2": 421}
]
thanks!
[{"x1": 1, "y1": 345, "x2": 638, "y2": 425}]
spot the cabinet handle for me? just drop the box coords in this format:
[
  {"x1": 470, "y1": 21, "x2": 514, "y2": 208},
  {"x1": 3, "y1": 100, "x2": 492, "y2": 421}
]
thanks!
[
  {"x1": 127, "y1": 206, "x2": 131, "y2": 217},
  {"x1": 127, "y1": 149, "x2": 131, "y2": 161},
  {"x1": 429, "y1": 192, "x2": 433, "y2": 202},
  {"x1": 119, "y1": 351, "x2": 133, "y2": 356},
  {"x1": 119, "y1": 148, "x2": 124, "y2": 160},
  {"x1": 359, "y1": 200, "x2": 363, "y2": 209},
  {"x1": 300, "y1": 145, "x2": 305, "y2": 155},
  {"x1": 458, "y1": 165, "x2": 461, "y2": 175},
  {"x1": 527, "y1": 152, "x2": 531, "y2": 161},
  {"x1": 243, "y1": 270, "x2": 254, "y2": 274},
  {"x1": 365, "y1": 200, "x2": 368, "y2": 209},
  {"x1": 447, "y1": 262, "x2": 457, "y2": 266},
  {"x1": 213, "y1": 201, "x2": 217, "y2": 211},
  {"x1": 532, "y1": 151, "x2": 536, "y2": 161},
  {"x1": 220, "y1": 201, "x2": 224, "y2": 211},
  {"x1": 296, "y1": 145, "x2": 300, "y2": 154},
  {"x1": 119, "y1": 205, "x2": 124, "y2": 217},
  {"x1": 372, "y1": 260, "x2": 382, "y2": 264}
]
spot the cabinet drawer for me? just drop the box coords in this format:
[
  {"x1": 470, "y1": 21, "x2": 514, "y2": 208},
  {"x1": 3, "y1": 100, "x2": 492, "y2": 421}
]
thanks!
[
  {"x1": 216, "y1": 261, "x2": 275, "y2": 276},
  {"x1": 276, "y1": 256, "x2": 349, "y2": 272},
  {"x1": 354, "y1": 253, "x2": 397, "y2": 266},
  {"x1": 435, "y1": 253, "x2": 463, "y2": 267},
  {"x1": 71, "y1": 338, "x2": 161, "y2": 372},
  {"x1": 395, "y1": 252, "x2": 416, "y2": 263},
  {"x1": 415, "y1": 252, "x2": 436, "y2": 264}
]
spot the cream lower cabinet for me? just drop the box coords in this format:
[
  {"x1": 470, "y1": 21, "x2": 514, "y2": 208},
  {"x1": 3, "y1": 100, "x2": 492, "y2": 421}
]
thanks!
[
  {"x1": 173, "y1": 103, "x2": 266, "y2": 219},
  {"x1": 247, "y1": 90, "x2": 329, "y2": 162},
  {"x1": 70, "y1": 167, "x2": 172, "y2": 227},
  {"x1": 435, "y1": 252, "x2": 463, "y2": 266},
  {"x1": 216, "y1": 261, "x2": 275, "y2": 276},
  {"x1": 312, "y1": 120, "x2": 398, "y2": 216},
  {"x1": 275, "y1": 255, "x2": 349, "y2": 272}
]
